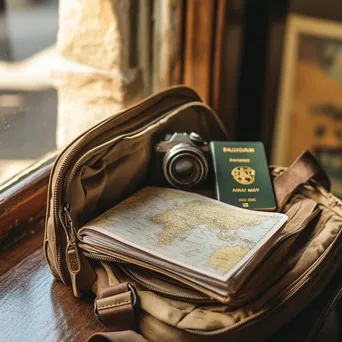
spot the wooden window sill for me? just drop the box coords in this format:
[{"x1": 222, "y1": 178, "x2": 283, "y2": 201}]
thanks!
[{"x1": 0, "y1": 153, "x2": 56, "y2": 243}]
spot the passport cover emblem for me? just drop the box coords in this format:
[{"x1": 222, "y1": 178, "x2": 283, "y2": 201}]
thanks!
[{"x1": 231, "y1": 166, "x2": 256, "y2": 185}]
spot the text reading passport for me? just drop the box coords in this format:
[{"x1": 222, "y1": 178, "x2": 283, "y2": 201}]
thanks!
[{"x1": 209, "y1": 141, "x2": 276, "y2": 210}]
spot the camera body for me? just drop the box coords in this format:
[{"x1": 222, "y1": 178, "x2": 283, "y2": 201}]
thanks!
[{"x1": 154, "y1": 132, "x2": 209, "y2": 189}]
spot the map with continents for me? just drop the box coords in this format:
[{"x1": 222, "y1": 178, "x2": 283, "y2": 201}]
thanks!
[{"x1": 86, "y1": 187, "x2": 286, "y2": 279}]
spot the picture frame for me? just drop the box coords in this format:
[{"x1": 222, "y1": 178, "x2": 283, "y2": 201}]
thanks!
[{"x1": 272, "y1": 14, "x2": 342, "y2": 197}]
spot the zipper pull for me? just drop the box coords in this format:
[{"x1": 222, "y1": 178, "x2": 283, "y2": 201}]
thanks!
[
  {"x1": 63, "y1": 205, "x2": 81, "y2": 274},
  {"x1": 66, "y1": 240, "x2": 81, "y2": 274}
]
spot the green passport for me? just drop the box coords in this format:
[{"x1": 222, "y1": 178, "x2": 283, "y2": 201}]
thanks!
[{"x1": 209, "y1": 141, "x2": 276, "y2": 210}]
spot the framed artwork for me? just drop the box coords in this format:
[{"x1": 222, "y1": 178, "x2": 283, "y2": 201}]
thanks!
[{"x1": 273, "y1": 14, "x2": 342, "y2": 197}]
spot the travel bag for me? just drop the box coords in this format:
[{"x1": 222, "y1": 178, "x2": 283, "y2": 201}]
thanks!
[{"x1": 44, "y1": 85, "x2": 342, "y2": 341}]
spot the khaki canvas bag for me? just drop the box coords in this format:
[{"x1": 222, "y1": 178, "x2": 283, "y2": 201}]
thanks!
[{"x1": 44, "y1": 86, "x2": 342, "y2": 342}]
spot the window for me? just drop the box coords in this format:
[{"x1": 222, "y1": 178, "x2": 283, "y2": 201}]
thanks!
[
  {"x1": 1, "y1": 0, "x2": 188, "y2": 183},
  {"x1": 0, "y1": 0, "x2": 58, "y2": 184},
  {"x1": 0, "y1": 0, "x2": 224, "y2": 235},
  {"x1": 0, "y1": 0, "x2": 188, "y2": 233}
]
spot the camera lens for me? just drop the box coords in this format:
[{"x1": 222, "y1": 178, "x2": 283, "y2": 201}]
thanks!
[
  {"x1": 163, "y1": 143, "x2": 208, "y2": 188},
  {"x1": 174, "y1": 157, "x2": 195, "y2": 178}
]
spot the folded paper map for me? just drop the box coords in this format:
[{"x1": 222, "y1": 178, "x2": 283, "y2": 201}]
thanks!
[{"x1": 78, "y1": 187, "x2": 287, "y2": 299}]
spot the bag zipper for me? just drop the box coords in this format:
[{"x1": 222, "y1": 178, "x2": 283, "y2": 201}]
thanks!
[
  {"x1": 49, "y1": 89, "x2": 200, "y2": 282},
  {"x1": 120, "y1": 266, "x2": 213, "y2": 301},
  {"x1": 84, "y1": 227, "x2": 340, "y2": 336},
  {"x1": 83, "y1": 251, "x2": 211, "y2": 301},
  {"x1": 52, "y1": 101, "x2": 228, "y2": 282},
  {"x1": 65, "y1": 102, "x2": 226, "y2": 193},
  {"x1": 188, "y1": 272, "x2": 307, "y2": 335},
  {"x1": 186, "y1": 227, "x2": 341, "y2": 335}
]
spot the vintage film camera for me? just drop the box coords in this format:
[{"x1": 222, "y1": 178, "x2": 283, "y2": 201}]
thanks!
[{"x1": 154, "y1": 132, "x2": 209, "y2": 188}]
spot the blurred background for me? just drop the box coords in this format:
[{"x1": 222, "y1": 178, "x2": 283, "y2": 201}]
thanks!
[
  {"x1": 0, "y1": 0, "x2": 342, "y2": 199},
  {"x1": 0, "y1": 0, "x2": 57, "y2": 183}
]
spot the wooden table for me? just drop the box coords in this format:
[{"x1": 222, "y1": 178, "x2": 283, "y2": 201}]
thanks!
[{"x1": 1, "y1": 223, "x2": 340, "y2": 342}]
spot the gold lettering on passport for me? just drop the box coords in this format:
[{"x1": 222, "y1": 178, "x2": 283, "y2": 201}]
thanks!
[
  {"x1": 229, "y1": 158, "x2": 250, "y2": 163},
  {"x1": 223, "y1": 147, "x2": 255, "y2": 153},
  {"x1": 233, "y1": 188, "x2": 259, "y2": 193},
  {"x1": 231, "y1": 166, "x2": 256, "y2": 185}
]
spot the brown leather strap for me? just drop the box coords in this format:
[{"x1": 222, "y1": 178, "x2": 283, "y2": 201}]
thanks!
[
  {"x1": 87, "y1": 330, "x2": 148, "y2": 342},
  {"x1": 274, "y1": 150, "x2": 331, "y2": 209},
  {"x1": 94, "y1": 282, "x2": 136, "y2": 331}
]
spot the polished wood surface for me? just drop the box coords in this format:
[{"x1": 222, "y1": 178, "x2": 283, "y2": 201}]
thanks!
[
  {"x1": 183, "y1": 0, "x2": 216, "y2": 104},
  {"x1": 0, "y1": 251, "x2": 102, "y2": 342},
  {"x1": 0, "y1": 225, "x2": 105, "y2": 342},
  {"x1": 212, "y1": 0, "x2": 228, "y2": 113}
]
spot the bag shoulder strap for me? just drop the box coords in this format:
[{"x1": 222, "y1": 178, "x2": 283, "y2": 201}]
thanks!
[
  {"x1": 94, "y1": 282, "x2": 137, "y2": 330},
  {"x1": 89, "y1": 282, "x2": 146, "y2": 342},
  {"x1": 88, "y1": 330, "x2": 147, "y2": 342},
  {"x1": 273, "y1": 150, "x2": 331, "y2": 209}
]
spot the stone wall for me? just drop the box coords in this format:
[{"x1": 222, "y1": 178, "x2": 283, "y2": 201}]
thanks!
[{"x1": 52, "y1": 0, "x2": 146, "y2": 148}]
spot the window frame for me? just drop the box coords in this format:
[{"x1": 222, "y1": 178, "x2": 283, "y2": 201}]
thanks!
[{"x1": 0, "y1": 154, "x2": 56, "y2": 243}]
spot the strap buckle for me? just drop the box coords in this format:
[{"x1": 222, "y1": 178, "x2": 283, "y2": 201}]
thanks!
[{"x1": 94, "y1": 283, "x2": 137, "y2": 323}]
